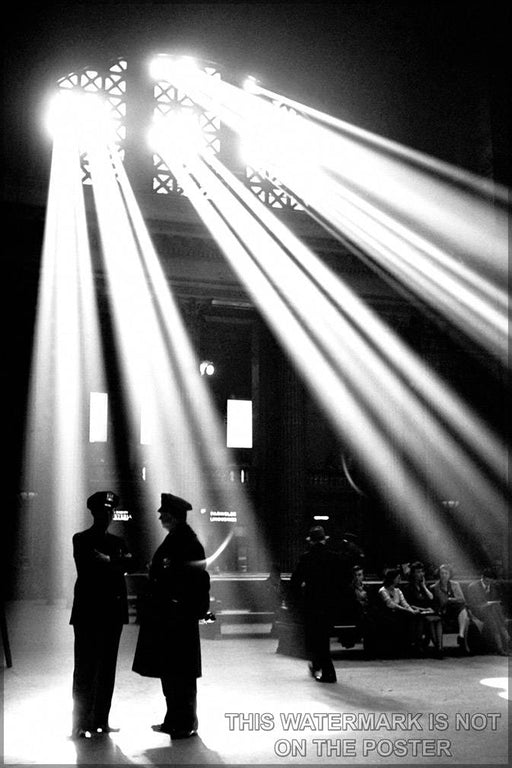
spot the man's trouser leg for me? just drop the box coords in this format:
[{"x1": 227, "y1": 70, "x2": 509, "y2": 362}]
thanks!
[{"x1": 160, "y1": 674, "x2": 198, "y2": 732}]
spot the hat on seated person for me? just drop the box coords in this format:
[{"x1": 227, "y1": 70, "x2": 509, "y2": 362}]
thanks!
[
  {"x1": 87, "y1": 491, "x2": 119, "y2": 511},
  {"x1": 160, "y1": 492, "x2": 192, "y2": 522},
  {"x1": 306, "y1": 525, "x2": 329, "y2": 543}
]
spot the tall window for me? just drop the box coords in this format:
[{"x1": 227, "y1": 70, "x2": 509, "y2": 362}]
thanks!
[
  {"x1": 226, "y1": 399, "x2": 252, "y2": 448},
  {"x1": 57, "y1": 58, "x2": 127, "y2": 184},
  {"x1": 152, "y1": 63, "x2": 221, "y2": 195}
]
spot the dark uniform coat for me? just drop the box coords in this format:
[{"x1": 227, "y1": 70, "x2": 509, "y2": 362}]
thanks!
[
  {"x1": 70, "y1": 528, "x2": 131, "y2": 625},
  {"x1": 70, "y1": 525, "x2": 132, "y2": 733},
  {"x1": 132, "y1": 522, "x2": 209, "y2": 679}
]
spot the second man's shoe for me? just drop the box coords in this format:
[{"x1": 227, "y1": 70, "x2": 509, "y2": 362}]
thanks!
[
  {"x1": 314, "y1": 675, "x2": 337, "y2": 683},
  {"x1": 95, "y1": 725, "x2": 120, "y2": 734}
]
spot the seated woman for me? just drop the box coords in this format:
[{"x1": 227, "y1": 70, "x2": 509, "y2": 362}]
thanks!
[
  {"x1": 467, "y1": 568, "x2": 510, "y2": 656},
  {"x1": 377, "y1": 568, "x2": 423, "y2": 655},
  {"x1": 403, "y1": 561, "x2": 444, "y2": 657},
  {"x1": 431, "y1": 564, "x2": 470, "y2": 653}
]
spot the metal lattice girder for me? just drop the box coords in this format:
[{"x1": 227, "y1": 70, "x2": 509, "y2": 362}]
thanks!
[
  {"x1": 57, "y1": 58, "x2": 127, "y2": 184},
  {"x1": 152, "y1": 64, "x2": 221, "y2": 195},
  {"x1": 245, "y1": 167, "x2": 302, "y2": 210}
]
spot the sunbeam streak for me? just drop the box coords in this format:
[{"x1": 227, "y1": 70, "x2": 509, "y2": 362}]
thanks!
[
  {"x1": 81, "y1": 104, "x2": 266, "y2": 566},
  {"x1": 21, "y1": 112, "x2": 111, "y2": 606},
  {"x1": 148, "y1": 107, "x2": 507, "y2": 570},
  {"x1": 153, "y1": 65, "x2": 508, "y2": 361}
]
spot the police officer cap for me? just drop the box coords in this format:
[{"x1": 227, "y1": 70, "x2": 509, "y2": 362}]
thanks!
[
  {"x1": 87, "y1": 491, "x2": 119, "y2": 510},
  {"x1": 306, "y1": 525, "x2": 329, "y2": 543},
  {"x1": 160, "y1": 492, "x2": 192, "y2": 517}
]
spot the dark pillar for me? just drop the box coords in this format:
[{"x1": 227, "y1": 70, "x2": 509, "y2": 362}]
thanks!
[
  {"x1": 252, "y1": 320, "x2": 306, "y2": 573},
  {"x1": 278, "y1": 359, "x2": 306, "y2": 572}
]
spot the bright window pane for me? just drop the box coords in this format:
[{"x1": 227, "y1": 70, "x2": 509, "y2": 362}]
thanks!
[{"x1": 226, "y1": 399, "x2": 252, "y2": 448}]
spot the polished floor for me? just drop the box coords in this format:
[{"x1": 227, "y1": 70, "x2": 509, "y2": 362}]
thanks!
[{"x1": 2, "y1": 600, "x2": 509, "y2": 765}]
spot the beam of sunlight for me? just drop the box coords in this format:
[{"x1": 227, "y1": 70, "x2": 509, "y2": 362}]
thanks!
[
  {"x1": 110, "y1": 141, "x2": 269, "y2": 574},
  {"x1": 154, "y1": 68, "x2": 508, "y2": 362},
  {"x1": 151, "y1": 96, "x2": 506, "y2": 568},
  {"x1": 150, "y1": 127, "x2": 501, "y2": 573},
  {"x1": 81, "y1": 106, "x2": 268, "y2": 573},
  {"x1": 21, "y1": 110, "x2": 111, "y2": 608},
  {"x1": 480, "y1": 678, "x2": 510, "y2": 701}
]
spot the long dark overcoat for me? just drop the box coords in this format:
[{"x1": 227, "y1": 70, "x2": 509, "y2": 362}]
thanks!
[{"x1": 132, "y1": 522, "x2": 209, "y2": 679}]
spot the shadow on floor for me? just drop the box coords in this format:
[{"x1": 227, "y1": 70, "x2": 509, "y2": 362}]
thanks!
[
  {"x1": 142, "y1": 734, "x2": 224, "y2": 764},
  {"x1": 72, "y1": 734, "x2": 135, "y2": 765}
]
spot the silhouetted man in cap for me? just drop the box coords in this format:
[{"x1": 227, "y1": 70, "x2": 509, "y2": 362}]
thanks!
[
  {"x1": 132, "y1": 492, "x2": 210, "y2": 739},
  {"x1": 70, "y1": 491, "x2": 133, "y2": 739},
  {"x1": 290, "y1": 525, "x2": 345, "y2": 683}
]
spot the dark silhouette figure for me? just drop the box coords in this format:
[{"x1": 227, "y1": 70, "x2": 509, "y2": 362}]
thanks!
[
  {"x1": 132, "y1": 493, "x2": 210, "y2": 739},
  {"x1": 70, "y1": 491, "x2": 133, "y2": 739},
  {"x1": 290, "y1": 525, "x2": 346, "y2": 683}
]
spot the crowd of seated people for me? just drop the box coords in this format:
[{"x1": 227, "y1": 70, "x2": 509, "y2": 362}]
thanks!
[
  {"x1": 276, "y1": 551, "x2": 511, "y2": 659},
  {"x1": 343, "y1": 561, "x2": 510, "y2": 658}
]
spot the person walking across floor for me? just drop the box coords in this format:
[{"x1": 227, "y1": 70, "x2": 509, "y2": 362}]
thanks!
[
  {"x1": 70, "y1": 491, "x2": 133, "y2": 739},
  {"x1": 290, "y1": 525, "x2": 346, "y2": 683},
  {"x1": 132, "y1": 493, "x2": 210, "y2": 739}
]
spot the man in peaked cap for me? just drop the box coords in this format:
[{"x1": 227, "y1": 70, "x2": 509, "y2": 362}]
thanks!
[
  {"x1": 133, "y1": 492, "x2": 210, "y2": 739},
  {"x1": 290, "y1": 525, "x2": 346, "y2": 683},
  {"x1": 70, "y1": 491, "x2": 133, "y2": 739}
]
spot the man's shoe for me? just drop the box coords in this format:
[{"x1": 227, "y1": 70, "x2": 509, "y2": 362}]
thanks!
[
  {"x1": 170, "y1": 729, "x2": 198, "y2": 739},
  {"x1": 151, "y1": 723, "x2": 172, "y2": 734},
  {"x1": 308, "y1": 663, "x2": 320, "y2": 678},
  {"x1": 315, "y1": 675, "x2": 337, "y2": 683}
]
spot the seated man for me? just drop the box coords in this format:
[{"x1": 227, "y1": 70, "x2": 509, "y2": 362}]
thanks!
[
  {"x1": 347, "y1": 564, "x2": 379, "y2": 654},
  {"x1": 467, "y1": 568, "x2": 510, "y2": 656}
]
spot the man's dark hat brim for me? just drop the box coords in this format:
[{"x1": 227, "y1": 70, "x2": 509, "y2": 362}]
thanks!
[{"x1": 160, "y1": 492, "x2": 192, "y2": 516}]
